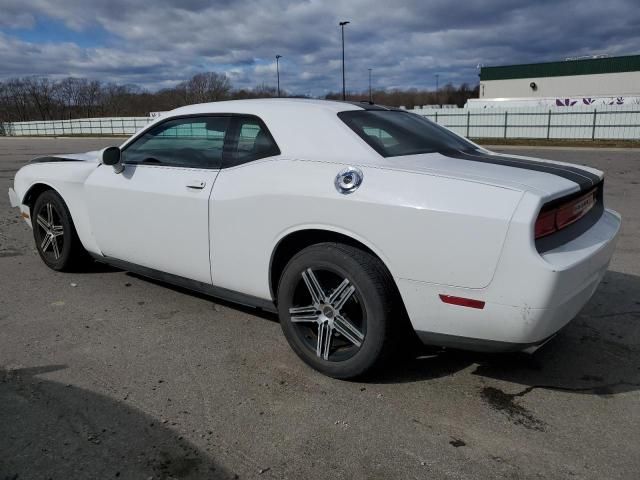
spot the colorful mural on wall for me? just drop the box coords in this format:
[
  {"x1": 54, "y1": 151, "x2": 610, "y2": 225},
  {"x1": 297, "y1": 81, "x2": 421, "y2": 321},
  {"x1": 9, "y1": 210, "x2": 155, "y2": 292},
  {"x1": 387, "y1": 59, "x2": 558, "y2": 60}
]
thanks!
[
  {"x1": 555, "y1": 97, "x2": 627, "y2": 106},
  {"x1": 468, "y1": 96, "x2": 640, "y2": 109}
]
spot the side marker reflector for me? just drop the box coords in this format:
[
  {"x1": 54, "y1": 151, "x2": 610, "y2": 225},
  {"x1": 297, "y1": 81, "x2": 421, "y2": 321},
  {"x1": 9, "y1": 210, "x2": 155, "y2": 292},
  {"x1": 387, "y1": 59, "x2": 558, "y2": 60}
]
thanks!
[
  {"x1": 439, "y1": 294, "x2": 485, "y2": 309},
  {"x1": 20, "y1": 212, "x2": 30, "y2": 219}
]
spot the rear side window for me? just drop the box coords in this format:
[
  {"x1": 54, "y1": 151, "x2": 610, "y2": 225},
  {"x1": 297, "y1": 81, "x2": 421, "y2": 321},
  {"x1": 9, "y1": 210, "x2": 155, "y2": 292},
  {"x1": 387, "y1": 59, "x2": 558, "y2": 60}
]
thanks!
[
  {"x1": 338, "y1": 110, "x2": 477, "y2": 157},
  {"x1": 123, "y1": 116, "x2": 230, "y2": 169},
  {"x1": 224, "y1": 117, "x2": 280, "y2": 168}
]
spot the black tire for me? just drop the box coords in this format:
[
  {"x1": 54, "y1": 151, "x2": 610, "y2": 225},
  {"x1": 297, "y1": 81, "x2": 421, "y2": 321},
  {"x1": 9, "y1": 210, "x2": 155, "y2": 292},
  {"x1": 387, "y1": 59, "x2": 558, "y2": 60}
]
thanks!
[
  {"x1": 277, "y1": 242, "x2": 399, "y2": 379},
  {"x1": 32, "y1": 189, "x2": 87, "y2": 271}
]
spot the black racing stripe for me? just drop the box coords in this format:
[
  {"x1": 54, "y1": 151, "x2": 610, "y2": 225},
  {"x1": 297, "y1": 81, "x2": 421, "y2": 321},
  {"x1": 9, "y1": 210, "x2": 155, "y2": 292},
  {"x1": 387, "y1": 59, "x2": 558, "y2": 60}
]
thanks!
[
  {"x1": 489, "y1": 151, "x2": 601, "y2": 186},
  {"x1": 444, "y1": 149, "x2": 600, "y2": 190},
  {"x1": 30, "y1": 156, "x2": 83, "y2": 164}
]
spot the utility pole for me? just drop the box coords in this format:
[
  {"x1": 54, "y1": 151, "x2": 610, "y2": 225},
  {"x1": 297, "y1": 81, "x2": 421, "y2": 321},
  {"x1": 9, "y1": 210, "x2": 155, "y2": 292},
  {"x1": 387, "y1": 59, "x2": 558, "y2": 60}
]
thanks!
[
  {"x1": 339, "y1": 21, "x2": 350, "y2": 100},
  {"x1": 275, "y1": 55, "x2": 282, "y2": 97},
  {"x1": 368, "y1": 68, "x2": 372, "y2": 103},
  {"x1": 435, "y1": 73, "x2": 440, "y2": 106}
]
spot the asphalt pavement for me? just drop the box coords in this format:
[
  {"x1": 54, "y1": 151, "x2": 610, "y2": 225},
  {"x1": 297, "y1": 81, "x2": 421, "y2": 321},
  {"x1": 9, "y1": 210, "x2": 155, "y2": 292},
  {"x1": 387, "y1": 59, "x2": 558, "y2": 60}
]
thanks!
[{"x1": 1, "y1": 138, "x2": 639, "y2": 479}]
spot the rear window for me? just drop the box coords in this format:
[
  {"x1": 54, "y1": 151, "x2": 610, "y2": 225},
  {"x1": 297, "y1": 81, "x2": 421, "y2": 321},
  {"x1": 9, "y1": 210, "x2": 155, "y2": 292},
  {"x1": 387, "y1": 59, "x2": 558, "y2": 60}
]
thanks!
[
  {"x1": 224, "y1": 117, "x2": 280, "y2": 168},
  {"x1": 338, "y1": 110, "x2": 477, "y2": 157}
]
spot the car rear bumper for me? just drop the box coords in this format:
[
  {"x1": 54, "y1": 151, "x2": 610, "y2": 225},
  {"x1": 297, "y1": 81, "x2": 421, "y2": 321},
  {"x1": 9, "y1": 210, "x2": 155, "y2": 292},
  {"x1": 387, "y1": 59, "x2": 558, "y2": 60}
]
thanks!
[{"x1": 399, "y1": 208, "x2": 621, "y2": 351}]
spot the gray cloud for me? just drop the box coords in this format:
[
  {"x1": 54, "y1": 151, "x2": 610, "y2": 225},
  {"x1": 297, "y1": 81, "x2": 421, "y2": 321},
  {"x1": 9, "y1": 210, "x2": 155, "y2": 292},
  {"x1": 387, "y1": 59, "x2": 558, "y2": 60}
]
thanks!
[{"x1": 0, "y1": 0, "x2": 639, "y2": 94}]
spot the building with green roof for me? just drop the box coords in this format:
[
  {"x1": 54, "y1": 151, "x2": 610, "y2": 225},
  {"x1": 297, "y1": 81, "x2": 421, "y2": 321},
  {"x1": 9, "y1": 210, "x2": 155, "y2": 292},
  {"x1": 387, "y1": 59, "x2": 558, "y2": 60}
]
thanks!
[{"x1": 478, "y1": 55, "x2": 640, "y2": 104}]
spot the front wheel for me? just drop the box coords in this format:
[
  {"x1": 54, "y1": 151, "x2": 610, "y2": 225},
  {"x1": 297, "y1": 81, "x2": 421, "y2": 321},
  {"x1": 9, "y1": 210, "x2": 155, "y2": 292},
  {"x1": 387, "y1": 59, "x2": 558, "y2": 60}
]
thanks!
[
  {"x1": 32, "y1": 190, "x2": 87, "y2": 271},
  {"x1": 277, "y1": 243, "x2": 399, "y2": 379}
]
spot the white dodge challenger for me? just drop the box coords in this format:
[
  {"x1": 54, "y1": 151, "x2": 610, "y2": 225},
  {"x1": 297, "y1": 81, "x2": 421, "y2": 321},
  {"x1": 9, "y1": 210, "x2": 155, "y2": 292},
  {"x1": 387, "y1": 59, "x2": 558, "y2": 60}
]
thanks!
[{"x1": 8, "y1": 99, "x2": 621, "y2": 378}]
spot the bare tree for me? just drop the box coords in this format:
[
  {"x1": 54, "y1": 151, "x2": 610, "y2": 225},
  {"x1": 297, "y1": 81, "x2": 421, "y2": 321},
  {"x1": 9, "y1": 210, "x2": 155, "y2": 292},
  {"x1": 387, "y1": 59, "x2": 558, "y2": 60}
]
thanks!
[
  {"x1": 78, "y1": 80, "x2": 103, "y2": 117},
  {"x1": 327, "y1": 83, "x2": 478, "y2": 108},
  {"x1": 178, "y1": 72, "x2": 232, "y2": 104},
  {"x1": 24, "y1": 77, "x2": 57, "y2": 120},
  {"x1": 56, "y1": 77, "x2": 86, "y2": 119},
  {"x1": 4, "y1": 79, "x2": 31, "y2": 121},
  {"x1": 0, "y1": 71, "x2": 478, "y2": 125}
]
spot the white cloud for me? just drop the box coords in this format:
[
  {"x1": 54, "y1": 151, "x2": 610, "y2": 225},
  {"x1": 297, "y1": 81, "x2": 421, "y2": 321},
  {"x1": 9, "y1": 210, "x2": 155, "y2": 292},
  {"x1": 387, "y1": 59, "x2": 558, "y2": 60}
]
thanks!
[{"x1": 0, "y1": 0, "x2": 639, "y2": 95}]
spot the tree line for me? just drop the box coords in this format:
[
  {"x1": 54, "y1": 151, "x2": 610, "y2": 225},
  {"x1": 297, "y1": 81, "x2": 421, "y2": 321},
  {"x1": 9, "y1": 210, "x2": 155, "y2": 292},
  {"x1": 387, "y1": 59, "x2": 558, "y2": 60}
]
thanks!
[
  {"x1": 327, "y1": 83, "x2": 479, "y2": 109},
  {"x1": 0, "y1": 71, "x2": 478, "y2": 124}
]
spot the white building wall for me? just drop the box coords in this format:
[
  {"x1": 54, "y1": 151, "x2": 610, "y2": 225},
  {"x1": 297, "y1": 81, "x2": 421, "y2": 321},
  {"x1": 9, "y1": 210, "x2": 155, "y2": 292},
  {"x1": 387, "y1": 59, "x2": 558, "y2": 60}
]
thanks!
[{"x1": 480, "y1": 71, "x2": 640, "y2": 99}]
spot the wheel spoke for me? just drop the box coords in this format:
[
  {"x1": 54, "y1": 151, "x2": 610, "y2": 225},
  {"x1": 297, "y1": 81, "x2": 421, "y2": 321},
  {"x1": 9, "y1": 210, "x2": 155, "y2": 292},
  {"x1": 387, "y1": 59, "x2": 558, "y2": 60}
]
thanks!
[
  {"x1": 331, "y1": 283, "x2": 356, "y2": 311},
  {"x1": 289, "y1": 305, "x2": 319, "y2": 323},
  {"x1": 333, "y1": 314, "x2": 364, "y2": 347},
  {"x1": 36, "y1": 214, "x2": 50, "y2": 230},
  {"x1": 302, "y1": 268, "x2": 326, "y2": 305},
  {"x1": 46, "y1": 203, "x2": 54, "y2": 225},
  {"x1": 50, "y1": 236, "x2": 61, "y2": 259},
  {"x1": 316, "y1": 321, "x2": 333, "y2": 360},
  {"x1": 51, "y1": 225, "x2": 64, "y2": 237},
  {"x1": 41, "y1": 233, "x2": 53, "y2": 252},
  {"x1": 328, "y1": 278, "x2": 351, "y2": 306}
]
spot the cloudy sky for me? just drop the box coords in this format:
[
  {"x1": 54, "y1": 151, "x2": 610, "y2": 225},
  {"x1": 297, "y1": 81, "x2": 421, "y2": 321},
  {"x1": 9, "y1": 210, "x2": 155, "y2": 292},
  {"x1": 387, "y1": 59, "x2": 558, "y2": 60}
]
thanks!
[{"x1": 1, "y1": 0, "x2": 639, "y2": 95}]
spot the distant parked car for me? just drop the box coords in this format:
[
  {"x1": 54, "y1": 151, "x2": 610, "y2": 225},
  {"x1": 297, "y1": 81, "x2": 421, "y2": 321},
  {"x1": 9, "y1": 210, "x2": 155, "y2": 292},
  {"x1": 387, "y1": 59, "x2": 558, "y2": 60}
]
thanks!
[{"x1": 8, "y1": 99, "x2": 621, "y2": 378}]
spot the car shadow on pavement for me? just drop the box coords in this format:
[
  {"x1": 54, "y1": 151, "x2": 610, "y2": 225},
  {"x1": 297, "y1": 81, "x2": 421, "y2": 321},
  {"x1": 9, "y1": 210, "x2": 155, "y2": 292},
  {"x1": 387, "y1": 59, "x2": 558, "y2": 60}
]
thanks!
[
  {"x1": 374, "y1": 270, "x2": 640, "y2": 396},
  {"x1": 0, "y1": 365, "x2": 231, "y2": 480},
  {"x1": 125, "y1": 271, "x2": 281, "y2": 323},
  {"x1": 72, "y1": 258, "x2": 122, "y2": 274},
  {"x1": 110, "y1": 265, "x2": 640, "y2": 397}
]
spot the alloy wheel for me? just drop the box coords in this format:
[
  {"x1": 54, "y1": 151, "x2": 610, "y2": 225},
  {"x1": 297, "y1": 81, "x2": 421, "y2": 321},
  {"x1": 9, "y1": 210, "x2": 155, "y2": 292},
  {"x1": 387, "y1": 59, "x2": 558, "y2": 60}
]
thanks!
[
  {"x1": 288, "y1": 267, "x2": 366, "y2": 361},
  {"x1": 35, "y1": 202, "x2": 65, "y2": 260}
]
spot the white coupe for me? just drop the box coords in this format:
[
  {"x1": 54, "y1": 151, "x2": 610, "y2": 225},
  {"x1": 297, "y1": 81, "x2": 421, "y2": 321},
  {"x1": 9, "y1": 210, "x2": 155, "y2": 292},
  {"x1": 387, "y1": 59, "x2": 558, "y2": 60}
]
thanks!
[{"x1": 8, "y1": 99, "x2": 621, "y2": 378}]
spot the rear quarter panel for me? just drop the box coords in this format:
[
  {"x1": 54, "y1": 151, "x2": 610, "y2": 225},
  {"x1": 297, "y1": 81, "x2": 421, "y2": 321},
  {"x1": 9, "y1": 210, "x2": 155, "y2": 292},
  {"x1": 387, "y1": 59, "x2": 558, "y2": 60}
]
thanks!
[{"x1": 209, "y1": 157, "x2": 524, "y2": 299}]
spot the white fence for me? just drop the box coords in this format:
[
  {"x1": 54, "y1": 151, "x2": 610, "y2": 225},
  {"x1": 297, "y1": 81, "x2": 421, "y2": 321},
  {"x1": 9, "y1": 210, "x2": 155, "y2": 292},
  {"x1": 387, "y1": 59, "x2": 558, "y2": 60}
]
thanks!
[
  {"x1": 2, "y1": 105, "x2": 640, "y2": 140},
  {"x1": 409, "y1": 105, "x2": 640, "y2": 140},
  {"x1": 2, "y1": 117, "x2": 151, "y2": 136}
]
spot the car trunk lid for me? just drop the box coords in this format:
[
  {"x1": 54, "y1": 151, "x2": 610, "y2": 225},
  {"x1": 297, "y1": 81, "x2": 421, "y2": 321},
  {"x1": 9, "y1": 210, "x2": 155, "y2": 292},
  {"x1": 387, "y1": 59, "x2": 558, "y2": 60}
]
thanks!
[{"x1": 381, "y1": 148, "x2": 603, "y2": 202}]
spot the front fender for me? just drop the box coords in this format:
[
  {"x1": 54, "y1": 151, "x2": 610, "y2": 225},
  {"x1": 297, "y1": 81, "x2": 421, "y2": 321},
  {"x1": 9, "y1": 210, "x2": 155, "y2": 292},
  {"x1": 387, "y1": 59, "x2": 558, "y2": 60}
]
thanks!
[{"x1": 12, "y1": 162, "x2": 103, "y2": 255}]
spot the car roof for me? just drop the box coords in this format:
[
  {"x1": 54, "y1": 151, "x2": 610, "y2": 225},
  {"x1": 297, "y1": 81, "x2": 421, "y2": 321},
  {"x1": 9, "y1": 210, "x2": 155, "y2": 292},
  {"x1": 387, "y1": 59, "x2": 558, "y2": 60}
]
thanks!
[
  {"x1": 169, "y1": 98, "x2": 367, "y2": 116},
  {"x1": 139, "y1": 99, "x2": 401, "y2": 163}
]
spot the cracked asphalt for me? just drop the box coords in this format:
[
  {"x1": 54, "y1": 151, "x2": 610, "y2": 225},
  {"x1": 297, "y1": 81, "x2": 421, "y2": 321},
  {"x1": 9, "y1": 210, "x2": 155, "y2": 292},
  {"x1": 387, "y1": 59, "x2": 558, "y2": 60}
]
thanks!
[{"x1": 1, "y1": 138, "x2": 639, "y2": 479}]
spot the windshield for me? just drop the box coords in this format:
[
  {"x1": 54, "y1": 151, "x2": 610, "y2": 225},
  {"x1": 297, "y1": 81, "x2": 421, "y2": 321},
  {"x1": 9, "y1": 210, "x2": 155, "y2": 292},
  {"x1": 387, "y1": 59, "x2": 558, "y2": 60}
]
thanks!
[{"x1": 338, "y1": 110, "x2": 478, "y2": 157}]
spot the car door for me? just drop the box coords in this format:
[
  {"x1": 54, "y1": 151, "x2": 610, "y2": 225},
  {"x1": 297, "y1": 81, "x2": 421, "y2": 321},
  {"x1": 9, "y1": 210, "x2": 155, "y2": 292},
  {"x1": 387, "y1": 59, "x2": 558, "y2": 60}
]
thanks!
[
  {"x1": 209, "y1": 115, "x2": 281, "y2": 292},
  {"x1": 85, "y1": 115, "x2": 231, "y2": 284}
]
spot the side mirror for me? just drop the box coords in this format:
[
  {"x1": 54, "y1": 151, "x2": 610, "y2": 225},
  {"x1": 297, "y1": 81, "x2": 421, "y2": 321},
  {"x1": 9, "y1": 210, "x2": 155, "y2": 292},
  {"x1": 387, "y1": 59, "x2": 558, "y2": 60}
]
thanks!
[{"x1": 101, "y1": 146, "x2": 123, "y2": 173}]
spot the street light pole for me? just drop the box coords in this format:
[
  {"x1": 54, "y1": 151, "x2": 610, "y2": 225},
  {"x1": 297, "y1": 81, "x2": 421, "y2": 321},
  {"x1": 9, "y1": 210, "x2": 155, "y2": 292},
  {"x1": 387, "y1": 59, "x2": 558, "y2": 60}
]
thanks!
[
  {"x1": 435, "y1": 73, "x2": 440, "y2": 106},
  {"x1": 368, "y1": 68, "x2": 372, "y2": 103},
  {"x1": 339, "y1": 21, "x2": 350, "y2": 101},
  {"x1": 275, "y1": 55, "x2": 282, "y2": 97}
]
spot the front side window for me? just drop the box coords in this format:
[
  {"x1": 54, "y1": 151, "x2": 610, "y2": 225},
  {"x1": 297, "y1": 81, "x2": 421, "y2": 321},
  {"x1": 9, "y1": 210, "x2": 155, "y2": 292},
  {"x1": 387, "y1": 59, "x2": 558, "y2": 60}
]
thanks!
[
  {"x1": 338, "y1": 110, "x2": 477, "y2": 157},
  {"x1": 123, "y1": 116, "x2": 230, "y2": 169}
]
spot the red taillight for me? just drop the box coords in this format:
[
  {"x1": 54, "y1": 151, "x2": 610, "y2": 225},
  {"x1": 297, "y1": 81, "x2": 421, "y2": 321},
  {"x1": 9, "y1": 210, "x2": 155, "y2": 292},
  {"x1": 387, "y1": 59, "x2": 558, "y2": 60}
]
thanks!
[
  {"x1": 535, "y1": 210, "x2": 557, "y2": 239},
  {"x1": 534, "y1": 189, "x2": 597, "y2": 240},
  {"x1": 439, "y1": 294, "x2": 485, "y2": 309}
]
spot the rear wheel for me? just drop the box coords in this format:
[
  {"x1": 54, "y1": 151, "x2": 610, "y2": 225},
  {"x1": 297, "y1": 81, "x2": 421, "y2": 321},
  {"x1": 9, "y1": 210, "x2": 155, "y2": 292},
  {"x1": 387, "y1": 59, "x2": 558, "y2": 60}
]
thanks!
[
  {"x1": 277, "y1": 243, "x2": 398, "y2": 379},
  {"x1": 32, "y1": 190, "x2": 87, "y2": 271}
]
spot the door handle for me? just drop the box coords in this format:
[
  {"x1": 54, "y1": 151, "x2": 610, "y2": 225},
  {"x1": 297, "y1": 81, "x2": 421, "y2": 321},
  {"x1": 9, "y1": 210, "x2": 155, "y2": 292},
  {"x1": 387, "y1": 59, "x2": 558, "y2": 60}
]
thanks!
[{"x1": 186, "y1": 180, "x2": 206, "y2": 190}]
